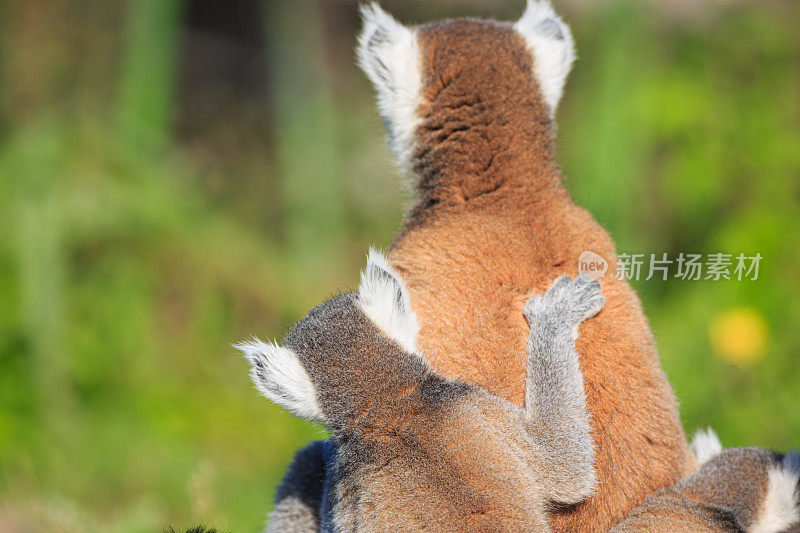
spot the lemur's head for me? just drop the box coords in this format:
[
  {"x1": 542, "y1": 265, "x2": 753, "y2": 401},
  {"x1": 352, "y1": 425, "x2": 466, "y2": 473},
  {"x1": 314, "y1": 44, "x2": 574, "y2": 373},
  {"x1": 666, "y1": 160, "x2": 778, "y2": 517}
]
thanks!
[
  {"x1": 239, "y1": 251, "x2": 554, "y2": 531},
  {"x1": 357, "y1": 1, "x2": 576, "y2": 168},
  {"x1": 238, "y1": 249, "x2": 429, "y2": 435}
]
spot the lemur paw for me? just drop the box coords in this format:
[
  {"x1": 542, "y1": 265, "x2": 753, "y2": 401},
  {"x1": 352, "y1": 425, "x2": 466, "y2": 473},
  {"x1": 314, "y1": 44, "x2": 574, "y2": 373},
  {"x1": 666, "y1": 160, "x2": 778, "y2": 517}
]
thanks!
[{"x1": 524, "y1": 276, "x2": 605, "y2": 328}]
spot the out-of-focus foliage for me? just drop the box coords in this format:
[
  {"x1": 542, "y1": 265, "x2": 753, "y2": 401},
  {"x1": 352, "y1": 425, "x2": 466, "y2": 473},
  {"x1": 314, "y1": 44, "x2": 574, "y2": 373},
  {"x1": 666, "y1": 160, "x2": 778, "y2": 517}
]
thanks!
[{"x1": 0, "y1": 0, "x2": 797, "y2": 531}]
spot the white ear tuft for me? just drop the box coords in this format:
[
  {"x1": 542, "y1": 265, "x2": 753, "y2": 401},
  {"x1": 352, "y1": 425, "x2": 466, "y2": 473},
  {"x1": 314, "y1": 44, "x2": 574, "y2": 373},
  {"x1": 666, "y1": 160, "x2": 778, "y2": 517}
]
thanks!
[
  {"x1": 690, "y1": 427, "x2": 723, "y2": 465},
  {"x1": 357, "y1": 3, "x2": 423, "y2": 168},
  {"x1": 514, "y1": 0, "x2": 576, "y2": 116},
  {"x1": 750, "y1": 452, "x2": 800, "y2": 533},
  {"x1": 357, "y1": 248, "x2": 420, "y2": 354},
  {"x1": 237, "y1": 339, "x2": 323, "y2": 421}
]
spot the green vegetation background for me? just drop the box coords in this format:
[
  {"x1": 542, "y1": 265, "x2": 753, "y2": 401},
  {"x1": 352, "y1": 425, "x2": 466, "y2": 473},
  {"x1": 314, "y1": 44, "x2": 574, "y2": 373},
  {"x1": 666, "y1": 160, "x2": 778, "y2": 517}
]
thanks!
[{"x1": 0, "y1": 0, "x2": 798, "y2": 531}]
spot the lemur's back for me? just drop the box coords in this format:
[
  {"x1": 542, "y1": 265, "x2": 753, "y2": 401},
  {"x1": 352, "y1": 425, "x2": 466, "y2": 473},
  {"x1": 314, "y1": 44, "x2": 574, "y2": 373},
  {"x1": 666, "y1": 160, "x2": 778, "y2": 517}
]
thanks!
[{"x1": 354, "y1": 4, "x2": 696, "y2": 530}]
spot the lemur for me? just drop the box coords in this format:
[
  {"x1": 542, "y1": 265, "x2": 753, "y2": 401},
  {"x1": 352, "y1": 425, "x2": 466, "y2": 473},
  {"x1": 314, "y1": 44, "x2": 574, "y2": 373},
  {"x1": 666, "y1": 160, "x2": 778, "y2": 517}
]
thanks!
[
  {"x1": 242, "y1": 253, "x2": 800, "y2": 532},
  {"x1": 612, "y1": 433, "x2": 800, "y2": 533},
  {"x1": 269, "y1": 2, "x2": 693, "y2": 531},
  {"x1": 240, "y1": 251, "x2": 604, "y2": 532}
]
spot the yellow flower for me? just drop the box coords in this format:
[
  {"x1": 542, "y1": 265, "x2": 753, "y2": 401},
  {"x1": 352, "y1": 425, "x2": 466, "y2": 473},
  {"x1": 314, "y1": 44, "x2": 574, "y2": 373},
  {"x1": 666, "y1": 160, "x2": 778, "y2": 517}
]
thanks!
[{"x1": 709, "y1": 308, "x2": 769, "y2": 366}]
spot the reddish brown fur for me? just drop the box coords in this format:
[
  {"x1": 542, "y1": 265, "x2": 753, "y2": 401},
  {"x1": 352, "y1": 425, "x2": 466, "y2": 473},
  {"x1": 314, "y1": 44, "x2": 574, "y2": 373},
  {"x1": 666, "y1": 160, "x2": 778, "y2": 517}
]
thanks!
[{"x1": 387, "y1": 19, "x2": 695, "y2": 531}]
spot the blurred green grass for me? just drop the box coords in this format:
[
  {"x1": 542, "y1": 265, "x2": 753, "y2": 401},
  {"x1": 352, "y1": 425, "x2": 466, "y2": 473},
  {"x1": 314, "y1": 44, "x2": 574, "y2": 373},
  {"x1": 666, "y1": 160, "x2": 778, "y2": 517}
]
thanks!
[{"x1": 0, "y1": 1, "x2": 798, "y2": 531}]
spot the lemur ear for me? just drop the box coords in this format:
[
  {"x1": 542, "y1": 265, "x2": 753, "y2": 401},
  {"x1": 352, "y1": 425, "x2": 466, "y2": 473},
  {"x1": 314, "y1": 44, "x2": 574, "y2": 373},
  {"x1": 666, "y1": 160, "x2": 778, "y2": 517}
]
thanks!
[
  {"x1": 237, "y1": 339, "x2": 323, "y2": 421},
  {"x1": 357, "y1": 3, "x2": 423, "y2": 168},
  {"x1": 690, "y1": 427, "x2": 723, "y2": 465},
  {"x1": 357, "y1": 248, "x2": 420, "y2": 354},
  {"x1": 514, "y1": 0, "x2": 576, "y2": 116}
]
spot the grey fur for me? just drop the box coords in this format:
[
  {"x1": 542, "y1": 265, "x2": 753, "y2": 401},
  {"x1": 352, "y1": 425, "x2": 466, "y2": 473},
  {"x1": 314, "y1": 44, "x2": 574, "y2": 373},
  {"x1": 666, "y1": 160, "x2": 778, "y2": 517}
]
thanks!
[
  {"x1": 523, "y1": 275, "x2": 603, "y2": 502},
  {"x1": 267, "y1": 496, "x2": 320, "y2": 533},
  {"x1": 265, "y1": 441, "x2": 329, "y2": 532},
  {"x1": 255, "y1": 274, "x2": 603, "y2": 532},
  {"x1": 612, "y1": 447, "x2": 800, "y2": 532},
  {"x1": 536, "y1": 18, "x2": 565, "y2": 41}
]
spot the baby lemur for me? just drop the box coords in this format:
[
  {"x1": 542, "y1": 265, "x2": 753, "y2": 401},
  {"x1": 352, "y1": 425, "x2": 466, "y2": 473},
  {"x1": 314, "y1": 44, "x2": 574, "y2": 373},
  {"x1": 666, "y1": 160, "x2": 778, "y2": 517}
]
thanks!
[
  {"x1": 243, "y1": 251, "x2": 800, "y2": 533},
  {"x1": 240, "y1": 250, "x2": 604, "y2": 532},
  {"x1": 612, "y1": 434, "x2": 800, "y2": 533}
]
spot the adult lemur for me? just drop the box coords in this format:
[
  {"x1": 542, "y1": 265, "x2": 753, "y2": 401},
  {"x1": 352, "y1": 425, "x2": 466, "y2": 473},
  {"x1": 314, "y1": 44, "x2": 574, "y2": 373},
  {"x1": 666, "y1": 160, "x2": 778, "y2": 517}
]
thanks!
[
  {"x1": 268, "y1": 1, "x2": 692, "y2": 530},
  {"x1": 241, "y1": 254, "x2": 800, "y2": 532}
]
